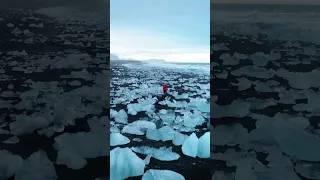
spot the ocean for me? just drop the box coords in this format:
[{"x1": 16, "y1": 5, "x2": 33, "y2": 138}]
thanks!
[{"x1": 212, "y1": 3, "x2": 320, "y2": 13}]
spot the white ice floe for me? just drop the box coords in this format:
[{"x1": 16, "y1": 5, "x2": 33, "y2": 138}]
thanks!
[
  {"x1": 110, "y1": 147, "x2": 145, "y2": 180},
  {"x1": 131, "y1": 146, "x2": 180, "y2": 161},
  {"x1": 7, "y1": 50, "x2": 28, "y2": 56},
  {"x1": 110, "y1": 133, "x2": 130, "y2": 146},
  {"x1": 158, "y1": 126, "x2": 175, "y2": 141},
  {"x1": 54, "y1": 132, "x2": 109, "y2": 158},
  {"x1": 235, "y1": 158, "x2": 257, "y2": 180},
  {"x1": 15, "y1": 151, "x2": 57, "y2": 180},
  {"x1": 121, "y1": 120, "x2": 156, "y2": 135},
  {"x1": 142, "y1": 169, "x2": 185, "y2": 180},
  {"x1": 146, "y1": 129, "x2": 162, "y2": 141},
  {"x1": 29, "y1": 23, "x2": 44, "y2": 28},
  {"x1": 197, "y1": 132, "x2": 210, "y2": 158},
  {"x1": 2, "y1": 136, "x2": 19, "y2": 144},
  {"x1": 133, "y1": 138, "x2": 143, "y2": 142},
  {"x1": 10, "y1": 115, "x2": 51, "y2": 135},
  {"x1": 114, "y1": 109, "x2": 128, "y2": 124},
  {"x1": 172, "y1": 131, "x2": 187, "y2": 146},
  {"x1": 56, "y1": 148, "x2": 87, "y2": 170},
  {"x1": 0, "y1": 150, "x2": 23, "y2": 179},
  {"x1": 182, "y1": 133, "x2": 199, "y2": 158},
  {"x1": 270, "y1": 117, "x2": 320, "y2": 162}
]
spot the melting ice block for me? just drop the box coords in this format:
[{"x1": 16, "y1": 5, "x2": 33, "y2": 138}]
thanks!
[
  {"x1": 172, "y1": 132, "x2": 187, "y2": 146},
  {"x1": 271, "y1": 118, "x2": 320, "y2": 161},
  {"x1": 110, "y1": 147, "x2": 145, "y2": 180},
  {"x1": 142, "y1": 169, "x2": 185, "y2": 180},
  {"x1": 110, "y1": 132, "x2": 130, "y2": 146},
  {"x1": 146, "y1": 129, "x2": 161, "y2": 141},
  {"x1": 182, "y1": 133, "x2": 199, "y2": 158},
  {"x1": 121, "y1": 120, "x2": 156, "y2": 135},
  {"x1": 159, "y1": 126, "x2": 175, "y2": 141},
  {"x1": 56, "y1": 148, "x2": 87, "y2": 169},
  {"x1": 114, "y1": 109, "x2": 128, "y2": 124},
  {"x1": 15, "y1": 151, "x2": 57, "y2": 180},
  {"x1": 197, "y1": 132, "x2": 210, "y2": 158},
  {"x1": 0, "y1": 150, "x2": 23, "y2": 179},
  {"x1": 131, "y1": 146, "x2": 180, "y2": 161}
]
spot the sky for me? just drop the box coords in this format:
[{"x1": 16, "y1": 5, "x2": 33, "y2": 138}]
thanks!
[
  {"x1": 110, "y1": 0, "x2": 210, "y2": 63},
  {"x1": 212, "y1": 0, "x2": 320, "y2": 5},
  {"x1": 0, "y1": 0, "x2": 106, "y2": 10}
]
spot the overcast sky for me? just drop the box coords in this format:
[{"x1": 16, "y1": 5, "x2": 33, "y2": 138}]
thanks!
[
  {"x1": 0, "y1": 0, "x2": 107, "y2": 10},
  {"x1": 212, "y1": 0, "x2": 320, "y2": 5},
  {"x1": 110, "y1": 0, "x2": 210, "y2": 63}
]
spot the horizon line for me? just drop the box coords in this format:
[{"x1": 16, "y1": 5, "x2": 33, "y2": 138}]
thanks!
[{"x1": 211, "y1": 2, "x2": 320, "y2": 5}]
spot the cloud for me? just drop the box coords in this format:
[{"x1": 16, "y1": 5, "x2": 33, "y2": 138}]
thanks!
[
  {"x1": 212, "y1": 0, "x2": 320, "y2": 5},
  {"x1": 110, "y1": 27, "x2": 210, "y2": 63},
  {"x1": 0, "y1": 0, "x2": 106, "y2": 10}
]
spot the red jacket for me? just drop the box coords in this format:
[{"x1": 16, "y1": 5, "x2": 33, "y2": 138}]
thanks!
[{"x1": 163, "y1": 85, "x2": 168, "y2": 90}]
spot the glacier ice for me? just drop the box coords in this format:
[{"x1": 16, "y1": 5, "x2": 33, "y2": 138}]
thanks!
[
  {"x1": 197, "y1": 132, "x2": 210, "y2": 158},
  {"x1": 131, "y1": 146, "x2": 180, "y2": 161},
  {"x1": 54, "y1": 132, "x2": 109, "y2": 158},
  {"x1": 110, "y1": 133, "x2": 130, "y2": 146},
  {"x1": 114, "y1": 109, "x2": 128, "y2": 124},
  {"x1": 121, "y1": 120, "x2": 156, "y2": 135},
  {"x1": 0, "y1": 150, "x2": 23, "y2": 179},
  {"x1": 56, "y1": 148, "x2": 87, "y2": 169},
  {"x1": 110, "y1": 147, "x2": 145, "y2": 180},
  {"x1": 235, "y1": 159, "x2": 257, "y2": 180},
  {"x1": 146, "y1": 129, "x2": 161, "y2": 141},
  {"x1": 182, "y1": 133, "x2": 199, "y2": 158},
  {"x1": 271, "y1": 119, "x2": 320, "y2": 161},
  {"x1": 158, "y1": 126, "x2": 175, "y2": 141},
  {"x1": 172, "y1": 131, "x2": 187, "y2": 146},
  {"x1": 15, "y1": 151, "x2": 57, "y2": 180},
  {"x1": 142, "y1": 169, "x2": 185, "y2": 180}
]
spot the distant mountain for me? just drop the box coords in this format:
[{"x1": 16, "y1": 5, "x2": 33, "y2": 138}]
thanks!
[
  {"x1": 145, "y1": 59, "x2": 167, "y2": 63},
  {"x1": 110, "y1": 54, "x2": 168, "y2": 63},
  {"x1": 110, "y1": 53, "x2": 120, "y2": 60}
]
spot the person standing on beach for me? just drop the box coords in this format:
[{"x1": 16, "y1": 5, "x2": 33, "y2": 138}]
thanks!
[{"x1": 163, "y1": 84, "x2": 168, "y2": 95}]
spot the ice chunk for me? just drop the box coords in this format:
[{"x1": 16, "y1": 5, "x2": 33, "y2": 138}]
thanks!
[
  {"x1": 110, "y1": 109, "x2": 118, "y2": 119},
  {"x1": 11, "y1": 27, "x2": 22, "y2": 35},
  {"x1": 2, "y1": 136, "x2": 19, "y2": 144},
  {"x1": 159, "y1": 113, "x2": 176, "y2": 123},
  {"x1": 235, "y1": 159, "x2": 257, "y2": 180},
  {"x1": 142, "y1": 169, "x2": 185, "y2": 180},
  {"x1": 56, "y1": 148, "x2": 87, "y2": 169},
  {"x1": 15, "y1": 151, "x2": 57, "y2": 180},
  {"x1": 131, "y1": 146, "x2": 180, "y2": 161},
  {"x1": 172, "y1": 132, "x2": 187, "y2": 146},
  {"x1": 159, "y1": 126, "x2": 175, "y2": 141},
  {"x1": 114, "y1": 109, "x2": 128, "y2": 124},
  {"x1": 121, "y1": 120, "x2": 156, "y2": 135},
  {"x1": 7, "y1": 23, "x2": 14, "y2": 27},
  {"x1": 10, "y1": 116, "x2": 50, "y2": 135},
  {"x1": 144, "y1": 155, "x2": 151, "y2": 165},
  {"x1": 54, "y1": 132, "x2": 109, "y2": 158},
  {"x1": 295, "y1": 162, "x2": 320, "y2": 179},
  {"x1": 110, "y1": 126, "x2": 120, "y2": 133},
  {"x1": 133, "y1": 138, "x2": 143, "y2": 142},
  {"x1": 146, "y1": 129, "x2": 161, "y2": 141},
  {"x1": 0, "y1": 150, "x2": 23, "y2": 179},
  {"x1": 197, "y1": 132, "x2": 210, "y2": 158},
  {"x1": 183, "y1": 112, "x2": 205, "y2": 128},
  {"x1": 271, "y1": 118, "x2": 320, "y2": 161},
  {"x1": 182, "y1": 133, "x2": 198, "y2": 158},
  {"x1": 110, "y1": 147, "x2": 145, "y2": 180},
  {"x1": 110, "y1": 133, "x2": 130, "y2": 146}
]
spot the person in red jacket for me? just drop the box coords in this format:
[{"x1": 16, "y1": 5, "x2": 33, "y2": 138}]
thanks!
[{"x1": 163, "y1": 84, "x2": 168, "y2": 95}]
